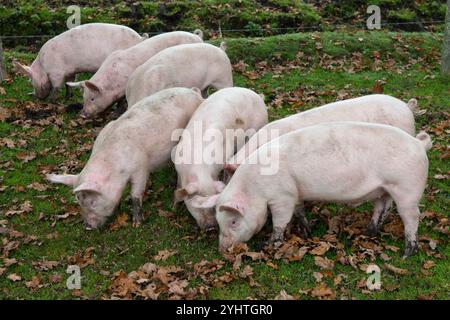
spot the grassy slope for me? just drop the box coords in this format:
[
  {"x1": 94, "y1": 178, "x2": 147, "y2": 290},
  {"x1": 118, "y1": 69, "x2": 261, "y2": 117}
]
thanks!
[{"x1": 0, "y1": 31, "x2": 449, "y2": 299}]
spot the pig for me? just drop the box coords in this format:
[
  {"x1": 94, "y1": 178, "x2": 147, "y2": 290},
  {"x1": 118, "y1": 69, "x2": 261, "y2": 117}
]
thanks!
[
  {"x1": 126, "y1": 42, "x2": 233, "y2": 107},
  {"x1": 46, "y1": 87, "x2": 204, "y2": 229},
  {"x1": 66, "y1": 31, "x2": 203, "y2": 118},
  {"x1": 210, "y1": 122, "x2": 432, "y2": 257},
  {"x1": 225, "y1": 94, "x2": 418, "y2": 174},
  {"x1": 13, "y1": 23, "x2": 145, "y2": 101},
  {"x1": 172, "y1": 87, "x2": 268, "y2": 230}
]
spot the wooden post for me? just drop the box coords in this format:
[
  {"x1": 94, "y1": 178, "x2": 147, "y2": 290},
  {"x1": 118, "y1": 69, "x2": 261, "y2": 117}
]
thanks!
[
  {"x1": 442, "y1": 0, "x2": 450, "y2": 75},
  {"x1": 0, "y1": 37, "x2": 6, "y2": 82}
]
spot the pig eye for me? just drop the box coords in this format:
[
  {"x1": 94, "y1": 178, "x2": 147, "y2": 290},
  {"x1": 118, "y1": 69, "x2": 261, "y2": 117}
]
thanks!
[{"x1": 90, "y1": 98, "x2": 95, "y2": 102}]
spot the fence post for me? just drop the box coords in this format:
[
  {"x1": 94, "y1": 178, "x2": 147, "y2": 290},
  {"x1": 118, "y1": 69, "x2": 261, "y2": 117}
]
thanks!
[
  {"x1": 0, "y1": 37, "x2": 6, "y2": 82},
  {"x1": 442, "y1": 0, "x2": 450, "y2": 75}
]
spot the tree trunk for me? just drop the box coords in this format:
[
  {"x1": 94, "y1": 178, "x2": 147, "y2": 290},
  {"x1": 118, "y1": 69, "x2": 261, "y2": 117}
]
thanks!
[
  {"x1": 442, "y1": 0, "x2": 450, "y2": 75},
  {"x1": 0, "y1": 37, "x2": 5, "y2": 82}
]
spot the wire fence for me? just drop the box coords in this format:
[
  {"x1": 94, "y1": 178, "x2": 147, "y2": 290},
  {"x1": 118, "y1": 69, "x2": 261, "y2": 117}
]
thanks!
[{"x1": 0, "y1": 20, "x2": 446, "y2": 40}]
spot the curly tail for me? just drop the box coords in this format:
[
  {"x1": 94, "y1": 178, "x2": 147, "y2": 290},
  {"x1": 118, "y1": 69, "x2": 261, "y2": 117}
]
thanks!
[
  {"x1": 416, "y1": 131, "x2": 432, "y2": 151},
  {"x1": 407, "y1": 98, "x2": 418, "y2": 111},
  {"x1": 193, "y1": 29, "x2": 204, "y2": 40},
  {"x1": 220, "y1": 41, "x2": 227, "y2": 51}
]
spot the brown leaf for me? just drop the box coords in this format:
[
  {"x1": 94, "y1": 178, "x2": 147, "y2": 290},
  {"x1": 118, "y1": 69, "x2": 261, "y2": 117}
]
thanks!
[
  {"x1": 50, "y1": 274, "x2": 62, "y2": 283},
  {"x1": 314, "y1": 256, "x2": 334, "y2": 270},
  {"x1": 274, "y1": 289, "x2": 295, "y2": 300},
  {"x1": 239, "y1": 265, "x2": 253, "y2": 278},
  {"x1": 384, "y1": 263, "x2": 409, "y2": 275},
  {"x1": 154, "y1": 249, "x2": 177, "y2": 261},
  {"x1": 422, "y1": 260, "x2": 435, "y2": 270},
  {"x1": 25, "y1": 276, "x2": 41, "y2": 289},
  {"x1": 309, "y1": 242, "x2": 330, "y2": 255},
  {"x1": 16, "y1": 151, "x2": 36, "y2": 163},
  {"x1": 313, "y1": 272, "x2": 323, "y2": 283},
  {"x1": 27, "y1": 182, "x2": 48, "y2": 192},
  {"x1": 109, "y1": 213, "x2": 129, "y2": 231},
  {"x1": 67, "y1": 247, "x2": 95, "y2": 268},
  {"x1": 32, "y1": 260, "x2": 59, "y2": 271},
  {"x1": 1, "y1": 138, "x2": 15, "y2": 148},
  {"x1": 372, "y1": 80, "x2": 384, "y2": 94},
  {"x1": 0, "y1": 107, "x2": 11, "y2": 121},
  {"x1": 7, "y1": 273, "x2": 22, "y2": 281},
  {"x1": 3, "y1": 258, "x2": 17, "y2": 267},
  {"x1": 311, "y1": 282, "x2": 335, "y2": 299}
]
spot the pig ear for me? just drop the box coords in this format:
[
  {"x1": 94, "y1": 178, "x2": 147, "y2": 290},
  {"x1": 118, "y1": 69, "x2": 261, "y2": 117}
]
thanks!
[
  {"x1": 73, "y1": 181, "x2": 102, "y2": 194},
  {"x1": 13, "y1": 61, "x2": 32, "y2": 78},
  {"x1": 188, "y1": 194, "x2": 220, "y2": 209},
  {"x1": 214, "y1": 181, "x2": 226, "y2": 193},
  {"x1": 66, "y1": 81, "x2": 85, "y2": 89},
  {"x1": 219, "y1": 202, "x2": 244, "y2": 216},
  {"x1": 84, "y1": 81, "x2": 101, "y2": 93},
  {"x1": 46, "y1": 174, "x2": 78, "y2": 186},
  {"x1": 174, "y1": 182, "x2": 198, "y2": 203}
]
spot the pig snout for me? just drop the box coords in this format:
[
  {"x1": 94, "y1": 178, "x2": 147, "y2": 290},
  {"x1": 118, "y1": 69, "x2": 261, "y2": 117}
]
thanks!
[
  {"x1": 218, "y1": 234, "x2": 235, "y2": 252},
  {"x1": 83, "y1": 213, "x2": 103, "y2": 230},
  {"x1": 80, "y1": 104, "x2": 98, "y2": 119}
]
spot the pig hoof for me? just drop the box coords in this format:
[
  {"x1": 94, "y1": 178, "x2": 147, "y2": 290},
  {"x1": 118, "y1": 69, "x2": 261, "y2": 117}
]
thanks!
[
  {"x1": 403, "y1": 241, "x2": 418, "y2": 258},
  {"x1": 365, "y1": 224, "x2": 379, "y2": 237}
]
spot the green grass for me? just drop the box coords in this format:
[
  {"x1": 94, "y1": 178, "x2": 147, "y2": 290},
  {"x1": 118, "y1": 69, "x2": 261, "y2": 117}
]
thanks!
[{"x1": 0, "y1": 31, "x2": 449, "y2": 300}]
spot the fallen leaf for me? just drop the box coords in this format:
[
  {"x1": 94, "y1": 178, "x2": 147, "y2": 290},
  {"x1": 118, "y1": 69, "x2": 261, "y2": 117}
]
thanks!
[
  {"x1": 314, "y1": 256, "x2": 334, "y2": 270},
  {"x1": 50, "y1": 274, "x2": 62, "y2": 283},
  {"x1": 27, "y1": 182, "x2": 48, "y2": 192},
  {"x1": 16, "y1": 151, "x2": 36, "y2": 163},
  {"x1": 384, "y1": 263, "x2": 409, "y2": 275},
  {"x1": 422, "y1": 260, "x2": 435, "y2": 270},
  {"x1": 311, "y1": 282, "x2": 335, "y2": 299},
  {"x1": 154, "y1": 249, "x2": 177, "y2": 261},
  {"x1": 7, "y1": 273, "x2": 22, "y2": 281},
  {"x1": 25, "y1": 276, "x2": 41, "y2": 289},
  {"x1": 313, "y1": 272, "x2": 323, "y2": 282},
  {"x1": 274, "y1": 289, "x2": 295, "y2": 300},
  {"x1": 109, "y1": 213, "x2": 129, "y2": 231},
  {"x1": 309, "y1": 242, "x2": 330, "y2": 256},
  {"x1": 32, "y1": 260, "x2": 59, "y2": 271}
]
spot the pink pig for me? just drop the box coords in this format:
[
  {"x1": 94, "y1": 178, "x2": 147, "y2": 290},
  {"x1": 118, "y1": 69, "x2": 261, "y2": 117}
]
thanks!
[
  {"x1": 212, "y1": 123, "x2": 432, "y2": 257},
  {"x1": 172, "y1": 87, "x2": 268, "y2": 230},
  {"x1": 67, "y1": 30, "x2": 203, "y2": 118},
  {"x1": 13, "y1": 23, "x2": 145, "y2": 101},
  {"x1": 225, "y1": 94, "x2": 417, "y2": 174},
  {"x1": 46, "y1": 87, "x2": 204, "y2": 229},
  {"x1": 126, "y1": 42, "x2": 233, "y2": 107}
]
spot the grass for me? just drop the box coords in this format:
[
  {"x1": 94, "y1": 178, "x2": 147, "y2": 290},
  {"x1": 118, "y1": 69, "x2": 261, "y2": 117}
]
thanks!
[{"x1": 0, "y1": 31, "x2": 449, "y2": 300}]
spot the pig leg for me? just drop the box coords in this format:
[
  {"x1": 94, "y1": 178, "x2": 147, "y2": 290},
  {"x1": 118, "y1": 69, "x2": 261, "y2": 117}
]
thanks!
[
  {"x1": 293, "y1": 203, "x2": 312, "y2": 238},
  {"x1": 268, "y1": 198, "x2": 296, "y2": 246},
  {"x1": 65, "y1": 75, "x2": 76, "y2": 100},
  {"x1": 388, "y1": 187, "x2": 421, "y2": 257},
  {"x1": 397, "y1": 204, "x2": 420, "y2": 257},
  {"x1": 130, "y1": 172, "x2": 148, "y2": 227},
  {"x1": 366, "y1": 194, "x2": 393, "y2": 236},
  {"x1": 286, "y1": 203, "x2": 311, "y2": 238},
  {"x1": 48, "y1": 74, "x2": 65, "y2": 102}
]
